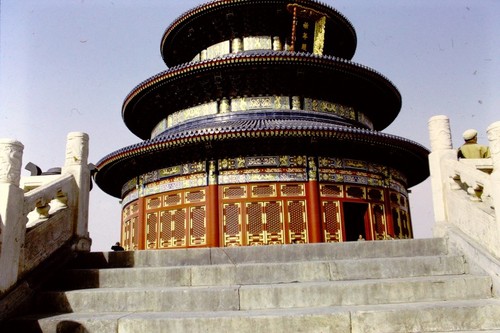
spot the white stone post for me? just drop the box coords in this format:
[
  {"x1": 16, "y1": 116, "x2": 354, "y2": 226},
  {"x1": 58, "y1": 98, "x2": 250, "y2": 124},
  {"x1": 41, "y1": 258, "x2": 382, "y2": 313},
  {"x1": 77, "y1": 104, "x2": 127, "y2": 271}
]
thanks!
[
  {"x1": 61, "y1": 132, "x2": 91, "y2": 251},
  {"x1": 487, "y1": 121, "x2": 500, "y2": 232},
  {"x1": 0, "y1": 139, "x2": 25, "y2": 292},
  {"x1": 428, "y1": 115, "x2": 456, "y2": 237}
]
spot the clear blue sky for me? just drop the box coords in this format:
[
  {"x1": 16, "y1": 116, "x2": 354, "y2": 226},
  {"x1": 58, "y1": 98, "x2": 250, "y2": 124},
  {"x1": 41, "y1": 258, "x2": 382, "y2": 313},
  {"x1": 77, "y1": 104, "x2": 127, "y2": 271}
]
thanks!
[{"x1": 1, "y1": 0, "x2": 498, "y2": 251}]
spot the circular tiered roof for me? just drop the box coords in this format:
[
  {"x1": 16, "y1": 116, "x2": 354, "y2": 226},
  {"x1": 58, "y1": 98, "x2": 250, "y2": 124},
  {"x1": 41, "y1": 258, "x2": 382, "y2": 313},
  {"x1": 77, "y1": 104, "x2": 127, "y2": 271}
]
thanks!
[
  {"x1": 95, "y1": 0, "x2": 430, "y2": 199},
  {"x1": 161, "y1": 0, "x2": 357, "y2": 67}
]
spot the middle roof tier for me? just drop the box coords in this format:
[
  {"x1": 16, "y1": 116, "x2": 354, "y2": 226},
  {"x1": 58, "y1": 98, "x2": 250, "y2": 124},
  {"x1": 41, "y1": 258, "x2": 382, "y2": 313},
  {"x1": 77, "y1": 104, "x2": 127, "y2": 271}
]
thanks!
[{"x1": 123, "y1": 51, "x2": 401, "y2": 140}]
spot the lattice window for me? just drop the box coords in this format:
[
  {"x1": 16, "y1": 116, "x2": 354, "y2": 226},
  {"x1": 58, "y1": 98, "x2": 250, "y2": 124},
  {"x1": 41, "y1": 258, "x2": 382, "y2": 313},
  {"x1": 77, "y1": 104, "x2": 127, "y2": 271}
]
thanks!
[
  {"x1": 390, "y1": 192, "x2": 399, "y2": 204},
  {"x1": 147, "y1": 197, "x2": 161, "y2": 210},
  {"x1": 346, "y1": 186, "x2": 365, "y2": 199},
  {"x1": 320, "y1": 184, "x2": 343, "y2": 198},
  {"x1": 172, "y1": 209, "x2": 186, "y2": 247},
  {"x1": 164, "y1": 193, "x2": 182, "y2": 207},
  {"x1": 131, "y1": 203, "x2": 139, "y2": 214},
  {"x1": 190, "y1": 206, "x2": 206, "y2": 245},
  {"x1": 265, "y1": 201, "x2": 283, "y2": 244},
  {"x1": 185, "y1": 190, "x2": 205, "y2": 203},
  {"x1": 367, "y1": 188, "x2": 383, "y2": 201},
  {"x1": 159, "y1": 210, "x2": 173, "y2": 248},
  {"x1": 146, "y1": 212, "x2": 158, "y2": 249},
  {"x1": 288, "y1": 200, "x2": 307, "y2": 243},
  {"x1": 251, "y1": 185, "x2": 276, "y2": 198},
  {"x1": 281, "y1": 184, "x2": 304, "y2": 197},
  {"x1": 400, "y1": 195, "x2": 407, "y2": 208},
  {"x1": 223, "y1": 186, "x2": 246, "y2": 199},
  {"x1": 323, "y1": 201, "x2": 341, "y2": 242}
]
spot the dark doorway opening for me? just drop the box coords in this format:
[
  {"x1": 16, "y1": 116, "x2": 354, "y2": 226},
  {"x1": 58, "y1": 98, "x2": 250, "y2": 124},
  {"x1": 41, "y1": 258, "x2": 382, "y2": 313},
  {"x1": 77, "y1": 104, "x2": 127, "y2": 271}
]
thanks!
[{"x1": 343, "y1": 202, "x2": 369, "y2": 241}]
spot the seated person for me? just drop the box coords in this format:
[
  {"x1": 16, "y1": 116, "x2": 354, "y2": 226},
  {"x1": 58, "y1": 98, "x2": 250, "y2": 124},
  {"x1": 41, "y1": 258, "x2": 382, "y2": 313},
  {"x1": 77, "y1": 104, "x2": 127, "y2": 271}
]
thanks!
[
  {"x1": 111, "y1": 242, "x2": 125, "y2": 251},
  {"x1": 457, "y1": 129, "x2": 490, "y2": 159}
]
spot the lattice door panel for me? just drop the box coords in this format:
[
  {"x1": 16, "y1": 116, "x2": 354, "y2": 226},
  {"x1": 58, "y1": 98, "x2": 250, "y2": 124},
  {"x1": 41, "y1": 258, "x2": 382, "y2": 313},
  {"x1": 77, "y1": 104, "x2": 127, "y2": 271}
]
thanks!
[
  {"x1": 159, "y1": 210, "x2": 173, "y2": 248},
  {"x1": 223, "y1": 203, "x2": 242, "y2": 246},
  {"x1": 144, "y1": 187, "x2": 207, "y2": 249},
  {"x1": 371, "y1": 203, "x2": 387, "y2": 240},
  {"x1": 146, "y1": 212, "x2": 158, "y2": 249},
  {"x1": 286, "y1": 200, "x2": 308, "y2": 243},
  {"x1": 322, "y1": 200, "x2": 342, "y2": 242},
  {"x1": 122, "y1": 202, "x2": 139, "y2": 250},
  {"x1": 265, "y1": 201, "x2": 284, "y2": 244},
  {"x1": 246, "y1": 202, "x2": 265, "y2": 245},
  {"x1": 172, "y1": 209, "x2": 187, "y2": 247},
  {"x1": 190, "y1": 206, "x2": 206, "y2": 245},
  {"x1": 389, "y1": 189, "x2": 411, "y2": 239}
]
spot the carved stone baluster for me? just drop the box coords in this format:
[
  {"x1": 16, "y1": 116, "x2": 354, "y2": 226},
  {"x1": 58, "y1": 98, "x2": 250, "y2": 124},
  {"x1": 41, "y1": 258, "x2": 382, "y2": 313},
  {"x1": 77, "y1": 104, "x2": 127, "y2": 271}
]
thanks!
[
  {"x1": 429, "y1": 115, "x2": 453, "y2": 151},
  {"x1": 428, "y1": 115, "x2": 457, "y2": 235},
  {"x1": 35, "y1": 201, "x2": 51, "y2": 220},
  {"x1": 0, "y1": 139, "x2": 25, "y2": 291},
  {"x1": 50, "y1": 190, "x2": 68, "y2": 213},
  {"x1": 62, "y1": 132, "x2": 91, "y2": 251},
  {"x1": 487, "y1": 121, "x2": 500, "y2": 231}
]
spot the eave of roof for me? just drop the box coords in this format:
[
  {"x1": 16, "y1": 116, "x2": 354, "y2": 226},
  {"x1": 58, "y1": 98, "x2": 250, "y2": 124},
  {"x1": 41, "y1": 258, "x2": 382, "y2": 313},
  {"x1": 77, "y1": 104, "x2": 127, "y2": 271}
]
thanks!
[{"x1": 95, "y1": 118, "x2": 429, "y2": 197}]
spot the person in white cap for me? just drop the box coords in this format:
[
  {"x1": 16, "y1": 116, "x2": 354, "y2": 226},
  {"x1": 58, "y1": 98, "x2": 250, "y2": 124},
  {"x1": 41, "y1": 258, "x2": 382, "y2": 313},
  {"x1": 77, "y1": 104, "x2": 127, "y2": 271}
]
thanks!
[{"x1": 457, "y1": 128, "x2": 491, "y2": 158}]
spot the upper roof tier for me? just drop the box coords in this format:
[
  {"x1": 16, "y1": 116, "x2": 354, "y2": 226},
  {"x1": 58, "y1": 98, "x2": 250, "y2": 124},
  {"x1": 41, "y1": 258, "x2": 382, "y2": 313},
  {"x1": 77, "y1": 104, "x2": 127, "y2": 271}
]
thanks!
[{"x1": 161, "y1": 0, "x2": 357, "y2": 67}]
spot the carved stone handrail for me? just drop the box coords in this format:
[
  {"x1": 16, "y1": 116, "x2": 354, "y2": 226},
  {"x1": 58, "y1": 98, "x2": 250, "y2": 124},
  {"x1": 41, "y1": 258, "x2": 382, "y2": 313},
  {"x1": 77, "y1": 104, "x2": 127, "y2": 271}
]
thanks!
[
  {"x1": 429, "y1": 116, "x2": 500, "y2": 259},
  {"x1": 23, "y1": 174, "x2": 75, "y2": 222},
  {"x1": 444, "y1": 158, "x2": 493, "y2": 205},
  {"x1": 0, "y1": 133, "x2": 91, "y2": 295},
  {"x1": 428, "y1": 116, "x2": 500, "y2": 295}
]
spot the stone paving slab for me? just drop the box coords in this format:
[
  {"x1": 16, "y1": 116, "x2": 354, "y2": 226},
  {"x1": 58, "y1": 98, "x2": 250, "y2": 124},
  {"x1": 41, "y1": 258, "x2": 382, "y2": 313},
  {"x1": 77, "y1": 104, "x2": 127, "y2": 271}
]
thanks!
[
  {"x1": 71, "y1": 238, "x2": 448, "y2": 268},
  {"x1": 57, "y1": 254, "x2": 466, "y2": 290},
  {"x1": 38, "y1": 274, "x2": 491, "y2": 313},
  {"x1": 7, "y1": 299, "x2": 500, "y2": 333}
]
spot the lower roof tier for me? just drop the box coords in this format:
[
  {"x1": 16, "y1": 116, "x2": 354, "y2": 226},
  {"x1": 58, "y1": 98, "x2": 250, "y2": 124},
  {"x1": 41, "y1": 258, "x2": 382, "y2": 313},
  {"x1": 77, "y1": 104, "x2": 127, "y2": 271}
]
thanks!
[
  {"x1": 95, "y1": 114, "x2": 429, "y2": 198},
  {"x1": 122, "y1": 51, "x2": 401, "y2": 139}
]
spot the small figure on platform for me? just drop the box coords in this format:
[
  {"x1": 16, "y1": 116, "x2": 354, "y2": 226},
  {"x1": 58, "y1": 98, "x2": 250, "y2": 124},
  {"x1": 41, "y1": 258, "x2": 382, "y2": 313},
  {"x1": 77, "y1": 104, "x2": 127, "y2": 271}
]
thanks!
[
  {"x1": 111, "y1": 242, "x2": 124, "y2": 251},
  {"x1": 357, "y1": 234, "x2": 365, "y2": 241},
  {"x1": 457, "y1": 129, "x2": 491, "y2": 159}
]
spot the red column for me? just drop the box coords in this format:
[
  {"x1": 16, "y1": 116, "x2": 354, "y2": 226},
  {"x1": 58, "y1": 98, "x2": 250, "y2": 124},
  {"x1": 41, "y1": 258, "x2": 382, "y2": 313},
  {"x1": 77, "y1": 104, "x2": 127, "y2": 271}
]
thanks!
[
  {"x1": 306, "y1": 180, "x2": 322, "y2": 243},
  {"x1": 206, "y1": 160, "x2": 219, "y2": 247},
  {"x1": 206, "y1": 184, "x2": 219, "y2": 247},
  {"x1": 306, "y1": 156, "x2": 321, "y2": 243}
]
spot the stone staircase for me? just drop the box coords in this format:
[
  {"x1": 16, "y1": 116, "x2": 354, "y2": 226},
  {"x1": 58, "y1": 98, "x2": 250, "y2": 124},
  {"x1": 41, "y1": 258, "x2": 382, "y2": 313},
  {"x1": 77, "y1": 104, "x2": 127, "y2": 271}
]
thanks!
[{"x1": 3, "y1": 238, "x2": 500, "y2": 332}]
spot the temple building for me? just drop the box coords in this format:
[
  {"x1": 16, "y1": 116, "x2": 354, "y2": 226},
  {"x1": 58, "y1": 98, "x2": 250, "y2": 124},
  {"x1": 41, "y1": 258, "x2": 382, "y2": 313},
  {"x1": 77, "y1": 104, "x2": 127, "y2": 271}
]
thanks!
[{"x1": 94, "y1": 0, "x2": 430, "y2": 250}]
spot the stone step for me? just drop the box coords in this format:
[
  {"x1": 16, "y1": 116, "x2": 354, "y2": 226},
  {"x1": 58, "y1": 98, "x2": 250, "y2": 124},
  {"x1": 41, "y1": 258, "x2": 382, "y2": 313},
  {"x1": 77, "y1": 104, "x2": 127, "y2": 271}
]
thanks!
[
  {"x1": 56, "y1": 254, "x2": 467, "y2": 289},
  {"x1": 69, "y1": 238, "x2": 448, "y2": 269},
  {"x1": 37, "y1": 274, "x2": 492, "y2": 313},
  {"x1": 7, "y1": 299, "x2": 500, "y2": 333}
]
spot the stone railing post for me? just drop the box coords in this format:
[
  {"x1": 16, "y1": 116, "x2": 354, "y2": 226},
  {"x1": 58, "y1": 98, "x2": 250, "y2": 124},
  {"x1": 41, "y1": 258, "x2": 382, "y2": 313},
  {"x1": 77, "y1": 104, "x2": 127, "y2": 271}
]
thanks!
[
  {"x1": 61, "y1": 132, "x2": 91, "y2": 251},
  {"x1": 487, "y1": 121, "x2": 500, "y2": 230},
  {"x1": 428, "y1": 115, "x2": 456, "y2": 236},
  {"x1": 0, "y1": 139, "x2": 25, "y2": 292}
]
